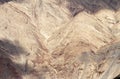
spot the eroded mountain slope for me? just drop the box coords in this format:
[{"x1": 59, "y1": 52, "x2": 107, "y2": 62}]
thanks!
[{"x1": 0, "y1": 0, "x2": 120, "y2": 79}]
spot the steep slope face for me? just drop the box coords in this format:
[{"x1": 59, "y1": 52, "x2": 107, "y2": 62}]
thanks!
[{"x1": 0, "y1": 0, "x2": 120, "y2": 79}]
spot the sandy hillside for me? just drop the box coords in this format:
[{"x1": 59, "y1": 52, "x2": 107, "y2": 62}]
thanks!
[{"x1": 0, "y1": 0, "x2": 120, "y2": 79}]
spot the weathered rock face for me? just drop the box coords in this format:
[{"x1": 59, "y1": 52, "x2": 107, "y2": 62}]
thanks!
[{"x1": 0, "y1": 0, "x2": 120, "y2": 79}]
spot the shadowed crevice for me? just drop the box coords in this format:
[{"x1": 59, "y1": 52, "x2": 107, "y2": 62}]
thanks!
[{"x1": 0, "y1": 39, "x2": 33, "y2": 79}]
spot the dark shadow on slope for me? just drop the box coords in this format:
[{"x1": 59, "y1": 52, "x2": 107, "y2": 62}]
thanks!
[
  {"x1": 0, "y1": 0, "x2": 23, "y2": 4},
  {"x1": 0, "y1": 39, "x2": 26, "y2": 56},
  {"x1": 114, "y1": 74, "x2": 120, "y2": 79},
  {"x1": 0, "y1": 0, "x2": 12, "y2": 4},
  {"x1": 67, "y1": 0, "x2": 120, "y2": 16},
  {"x1": 0, "y1": 39, "x2": 33, "y2": 79}
]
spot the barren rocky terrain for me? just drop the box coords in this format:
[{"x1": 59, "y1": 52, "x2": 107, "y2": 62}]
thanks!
[{"x1": 0, "y1": 0, "x2": 120, "y2": 79}]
